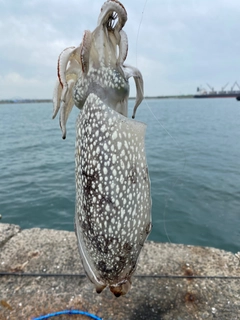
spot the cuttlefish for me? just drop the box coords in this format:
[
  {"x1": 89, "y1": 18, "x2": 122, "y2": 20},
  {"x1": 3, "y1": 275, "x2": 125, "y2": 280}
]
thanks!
[{"x1": 52, "y1": 0, "x2": 152, "y2": 297}]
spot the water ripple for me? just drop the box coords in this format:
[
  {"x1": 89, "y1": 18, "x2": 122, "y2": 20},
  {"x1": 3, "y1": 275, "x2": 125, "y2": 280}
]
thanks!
[{"x1": 0, "y1": 99, "x2": 239, "y2": 253}]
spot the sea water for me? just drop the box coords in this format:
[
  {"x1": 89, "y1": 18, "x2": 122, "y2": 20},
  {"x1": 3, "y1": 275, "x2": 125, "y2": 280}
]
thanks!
[{"x1": 0, "y1": 98, "x2": 239, "y2": 253}]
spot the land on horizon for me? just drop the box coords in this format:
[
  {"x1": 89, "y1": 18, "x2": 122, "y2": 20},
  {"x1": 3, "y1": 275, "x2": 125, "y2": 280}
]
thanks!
[{"x1": 0, "y1": 95, "x2": 194, "y2": 104}]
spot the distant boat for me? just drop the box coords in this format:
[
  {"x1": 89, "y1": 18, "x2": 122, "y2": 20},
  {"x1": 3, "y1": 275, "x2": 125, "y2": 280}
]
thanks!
[
  {"x1": 194, "y1": 82, "x2": 240, "y2": 99},
  {"x1": 194, "y1": 92, "x2": 240, "y2": 98}
]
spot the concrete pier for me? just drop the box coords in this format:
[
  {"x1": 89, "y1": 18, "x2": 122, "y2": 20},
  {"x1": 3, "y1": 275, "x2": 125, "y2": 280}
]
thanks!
[{"x1": 0, "y1": 223, "x2": 239, "y2": 319}]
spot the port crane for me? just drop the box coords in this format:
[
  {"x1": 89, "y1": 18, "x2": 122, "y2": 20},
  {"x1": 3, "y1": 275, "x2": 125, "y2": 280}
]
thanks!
[
  {"x1": 206, "y1": 83, "x2": 216, "y2": 93},
  {"x1": 231, "y1": 81, "x2": 240, "y2": 92},
  {"x1": 220, "y1": 82, "x2": 229, "y2": 92}
]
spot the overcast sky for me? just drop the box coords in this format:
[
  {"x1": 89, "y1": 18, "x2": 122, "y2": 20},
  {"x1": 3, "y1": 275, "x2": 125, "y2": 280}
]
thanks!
[{"x1": 1, "y1": 0, "x2": 240, "y2": 99}]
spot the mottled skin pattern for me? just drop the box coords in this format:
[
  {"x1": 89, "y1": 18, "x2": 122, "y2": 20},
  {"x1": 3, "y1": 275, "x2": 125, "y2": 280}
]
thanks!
[
  {"x1": 53, "y1": 0, "x2": 152, "y2": 296},
  {"x1": 75, "y1": 94, "x2": 151, "y2": 296}
]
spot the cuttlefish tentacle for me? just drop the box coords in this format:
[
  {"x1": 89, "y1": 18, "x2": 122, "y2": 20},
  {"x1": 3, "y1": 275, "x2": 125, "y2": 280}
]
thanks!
[{"x1": 53, "y1": 0, "x2": 152, "y2": 297}]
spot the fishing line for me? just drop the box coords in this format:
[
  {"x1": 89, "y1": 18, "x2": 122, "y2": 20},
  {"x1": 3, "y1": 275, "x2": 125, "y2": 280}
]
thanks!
[
  {"x1": 145, "y1": 101, "x2": 187, "y2": 244},
  {"x1": 1, "y1": 271, "x2": 239, "y2": 280},
  {"x1": 135, "y1": 0, "x2": 149, "y2": 67},
  {"x1": 135, "y1": 0, "x2": 187, "y2": 244}
]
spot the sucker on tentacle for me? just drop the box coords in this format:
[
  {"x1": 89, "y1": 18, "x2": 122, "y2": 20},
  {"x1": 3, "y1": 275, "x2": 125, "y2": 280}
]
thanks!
[{"x1": 52, "y1": 0, "x2": 151, "y2": 297}]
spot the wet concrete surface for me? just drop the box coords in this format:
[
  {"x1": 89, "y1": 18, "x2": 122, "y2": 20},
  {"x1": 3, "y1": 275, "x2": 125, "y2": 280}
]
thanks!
[{"x1": 0, "y1": 223, "x2": 239, "y2": 320}]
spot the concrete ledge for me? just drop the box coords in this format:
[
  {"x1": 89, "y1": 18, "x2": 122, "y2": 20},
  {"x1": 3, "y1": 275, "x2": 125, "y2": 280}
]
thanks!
[
  {"x1": 0, "y1": 223, "x2": 20, "y2": 248},
  {"x1": 0, "y1": 223, "x2": 239, "y2": 319}
]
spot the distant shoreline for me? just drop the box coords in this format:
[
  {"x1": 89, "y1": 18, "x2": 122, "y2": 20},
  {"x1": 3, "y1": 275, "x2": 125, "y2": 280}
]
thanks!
[
  {"x1": 0, "y1": 99, "x2": 53, "y2": 104},
  {"x1": 0, "y1": 95, "x2": 194, "y2": 104}
]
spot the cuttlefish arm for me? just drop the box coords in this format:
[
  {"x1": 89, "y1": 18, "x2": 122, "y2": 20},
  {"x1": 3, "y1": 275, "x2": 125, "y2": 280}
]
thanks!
[
  {"x1": 80, "y1": 30, "x2": 92, "y2": 74},
  {"x1": 53, "y1": 0, "x2": 142, "y2": 138},
  {"x1": 122, "y1": 64, "x2": 144, "y2": 118},
  {"x1": 57, "y1": 47, "x2": 76, "y2": 102},
  {"x1": 118, "y1": 30, "x2": 128, "y2": 65},
  {"x1": 52, "y1": 78, "x2": 62, "y2": 120},
  {"x1": 97, "y1": 0, "x2": 127, "y2": 31},
  {"x1": 52, "y1": 32, "x2": 92, "y2": 138},
  {"x1": 59, "y1": 79, "x2": 75, "y2": 139},
  {"x1": 52, "y1": 52, "x2": 82, "y2": 121}
]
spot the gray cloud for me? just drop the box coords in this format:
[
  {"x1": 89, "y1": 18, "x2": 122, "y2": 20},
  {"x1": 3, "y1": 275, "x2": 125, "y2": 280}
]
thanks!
[{"x1": 0, "y1": 0, "x2": 240, "y2": 98}]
